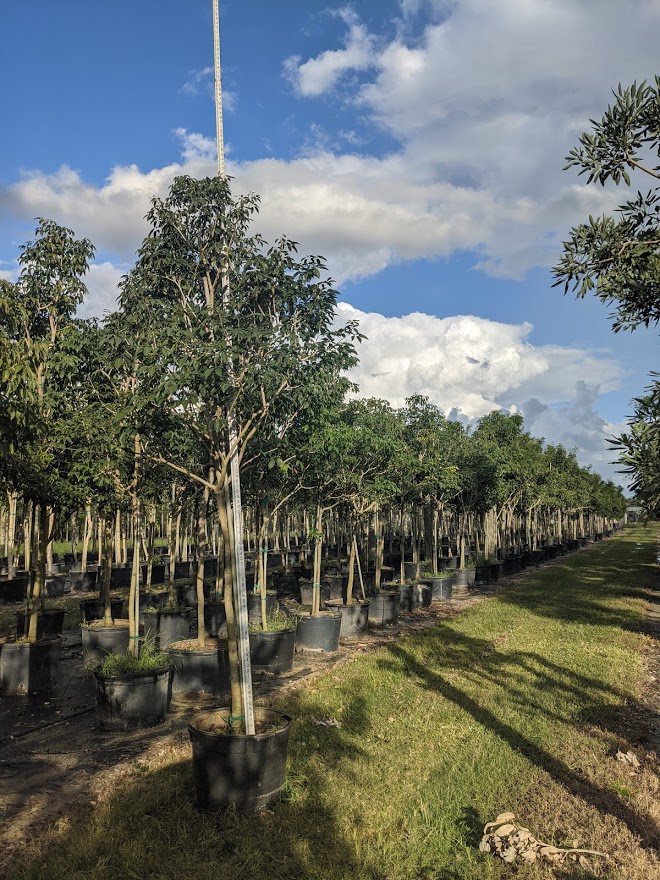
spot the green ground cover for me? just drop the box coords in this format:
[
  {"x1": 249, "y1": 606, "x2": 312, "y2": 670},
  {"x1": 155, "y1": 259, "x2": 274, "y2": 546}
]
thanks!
[{"x1": 7, "y1": 525, "x2": 659, "y2": 880}]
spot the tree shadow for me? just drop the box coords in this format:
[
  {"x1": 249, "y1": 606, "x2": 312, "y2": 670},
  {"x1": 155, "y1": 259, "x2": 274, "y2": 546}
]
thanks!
[{"x1": 377, "y1": 628, "x2": 659, "y2": 851}]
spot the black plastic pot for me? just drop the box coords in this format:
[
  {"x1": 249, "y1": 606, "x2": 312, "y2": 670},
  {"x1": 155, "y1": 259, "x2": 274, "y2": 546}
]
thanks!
[
  {"x1": 0, "y1": 636, "x2": 61, "y2": 695},
  {"x1": 140, "y1": 563, "x2": 166, "y2": 585},
  {"x1": 249, "y1": 626, "x2": 296, "y2": 674},
  {"x1": 295, "y1": 612, "x2": 341, "y2": 653},
  {"x1": 324, "y1": 599, "x2": 369, "y2": 637},
  {"x1": 81, "y1": 620, "x2": 130, "y2": 665},
  {"x1": 109, "y1": 567, "x2": 132, "y2": 589},
  {"x1": 452, "y1": 569, "x2": 472, "y2": 598},
  {"x1": 322, "y1": 575, "x2": 344, "y2": 602},
  {"x1": 45, "y1": 574, "x2": 67, "y2": 597},
  {"x1": 143, "y1": 608, "x2": 191, "y2": 648},
  {"x1": 247, "y1": 590, "x2": 279, "y2": 625},
  {"x1": 204, "y1": 599, "x2": 227, "y2": 637},
  {"x1": 171, "y1": 560, "x2": 191, "y2": 579},
  {"x1": 428, "y1": 577, "x2": 452, "y2": 602},
  {"x1": 0, "y1": 575, "x2": 29, "y2": 604},
  {"x1": 94, "y1": 665, "x2": 171, "y2": 730},
  {"x1": 412, "y1": 583, "x2": 432, "y2": 608},
  {"x1": 15, "y1": 608, "x2": 66, "y2": 639},
  {"x1": 168, "y1": 638, "x2": 230, "y2": 698},
  {"x1": 80, "y1": 597, "x2": 124, "y2": 623},
  {"x1": 369, "y1": 590, "x2": 400, "y2": 625},
  {"x1": 298, "y1": 580, "x2": 330, "y2": 607},
  {"x1": 396, "y1": 583, "x2": 413, "y2": 611},
  {"x1": 69, "y1": 570, "x2": 98, "y2": 592},
  {"x1": 189, "y1": 707, "x2": 292, "y2": 812},
  {"x1": 474, "y1": 565, "x2": 491, "y2": 586}
]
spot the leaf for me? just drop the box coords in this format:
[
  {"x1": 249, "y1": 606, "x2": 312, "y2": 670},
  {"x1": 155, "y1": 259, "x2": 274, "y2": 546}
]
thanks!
[
  {"x1": 495, "y1": 824, "x2": 517, "y2": 837},
  {"x1": 579, "y1": 855, "x2": 590, "y2": 868}
]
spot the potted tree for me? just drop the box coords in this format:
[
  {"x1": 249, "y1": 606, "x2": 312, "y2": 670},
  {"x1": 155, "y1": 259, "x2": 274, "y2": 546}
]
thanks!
[
  {"x1": 113, "y1": 172, "x2": 359, "y2": 808},
  {"x1": 0, "y1": 219, "x2": 94, "y2": 695}
]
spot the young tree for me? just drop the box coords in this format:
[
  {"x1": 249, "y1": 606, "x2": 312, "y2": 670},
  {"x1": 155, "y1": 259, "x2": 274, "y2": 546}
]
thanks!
[
  {"x1": 116, "y1": 175, "x2": 360, "y2": 728},
  {"x1": 0, "y1": 220, "x2": 94, "y2": 641}
]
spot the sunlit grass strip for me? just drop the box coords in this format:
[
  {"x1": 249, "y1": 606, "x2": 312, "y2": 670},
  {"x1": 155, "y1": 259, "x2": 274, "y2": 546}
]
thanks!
[{"x1": 7, "y1": 525, "x2": 659, "y2": 880}]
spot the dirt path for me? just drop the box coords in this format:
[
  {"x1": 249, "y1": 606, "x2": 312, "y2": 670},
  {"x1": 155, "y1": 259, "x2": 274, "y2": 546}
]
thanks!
[{"x1": 0, "y1": 541, "x2": 657, "y2": 873}]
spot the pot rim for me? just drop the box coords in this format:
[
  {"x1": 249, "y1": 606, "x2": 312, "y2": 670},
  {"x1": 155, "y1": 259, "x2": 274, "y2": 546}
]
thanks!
[
  {"x1": 94, "y1": 664, "x2": 172, "y2": 683},
  {"x1": 188, "y1": 706, "x2": 292, "y2": 740}
]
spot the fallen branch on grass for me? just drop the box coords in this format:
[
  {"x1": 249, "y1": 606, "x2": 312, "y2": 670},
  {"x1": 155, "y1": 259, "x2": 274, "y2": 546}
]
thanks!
[{"x1": 479, "y1": 812, "x2": 610, "y2": 868}]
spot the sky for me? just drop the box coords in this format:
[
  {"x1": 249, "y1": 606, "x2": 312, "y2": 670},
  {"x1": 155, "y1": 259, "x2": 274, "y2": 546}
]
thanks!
[{"x1": 1, "y1": 0, "x2": 658, "y2": 486}]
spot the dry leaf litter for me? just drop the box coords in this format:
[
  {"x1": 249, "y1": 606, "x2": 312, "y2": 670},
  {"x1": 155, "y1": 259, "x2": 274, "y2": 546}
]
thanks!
[{"x1": 479, "y1": 812, "x2": 609, "y2": 868}]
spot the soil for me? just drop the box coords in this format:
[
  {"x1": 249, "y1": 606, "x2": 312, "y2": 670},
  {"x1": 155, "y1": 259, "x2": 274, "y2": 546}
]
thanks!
[{"x1": 0, "y1": 546, "x2": 657, "y2": 874}]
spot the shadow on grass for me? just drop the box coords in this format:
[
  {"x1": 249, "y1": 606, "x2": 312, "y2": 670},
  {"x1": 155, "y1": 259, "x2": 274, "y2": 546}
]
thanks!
[
  {"x1": 377, "y1": 626, "x2": 659, "y2": 852},
  {"x1": 4, "y1": 684, "x2": 390, "y2": 880},
  {"x1": 497, "y1": 535, "x2": 659, "y2": 636}
]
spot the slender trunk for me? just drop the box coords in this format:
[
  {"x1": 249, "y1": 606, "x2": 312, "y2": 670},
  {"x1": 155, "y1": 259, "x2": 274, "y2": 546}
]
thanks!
[
  {"x1": 346, "y1": 535, "x2": 355, "y2": 606},
  {"x1": 196, "y1": 486, "x2": 210, "y2": 647},
  {"x1": 81, "y1": 502, "x2": 92, "y2": 573},
  {"x1": 26, "y1": 505, "x2": 46, "y2": 641},
  {"x1": 101, "y1": 517, "x2": 113, "y2": 622},
  {"x1": 219, "y1": 477, "x2": 243, "y2": 731},
  {"x1": 312, "y1": 504, "x2": 323, "y2": 616}
]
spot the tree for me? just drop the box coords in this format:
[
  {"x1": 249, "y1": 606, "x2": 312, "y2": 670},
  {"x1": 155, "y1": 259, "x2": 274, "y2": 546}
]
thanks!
[
  {"x1": 116, "y1": 175, "x2": 360, "y2": 728},
  {"x1": 0, "y1": 220, "x2": 94, "y2": 641},
  {"x1": 610, "y1": 373, "x2": 660, "y2": 513},
  {"x1": 553, "y1": 78, "x2": 660, "y2": 332}
]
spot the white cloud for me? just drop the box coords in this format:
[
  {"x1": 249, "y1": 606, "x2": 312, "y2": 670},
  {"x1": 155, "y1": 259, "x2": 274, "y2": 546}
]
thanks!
[
  {"x1": 284, "y1": 8, "x2": 377, "y2": 97},
  {"x1": 179, "y1": 66, "x2": 214, "y2": 96},
  {"x1": 1, "y1": 1, "x2": 658, "y2": 285},
  {"x1": 336, "y1": 303, "x2": 626, "y2": 479},
  {"x1": 79, "y1": 261, "x2": 126, "y2": 320}
]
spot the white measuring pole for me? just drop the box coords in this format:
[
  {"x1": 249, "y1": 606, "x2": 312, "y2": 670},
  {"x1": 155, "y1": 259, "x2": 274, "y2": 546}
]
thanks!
[{"x1": 213, "y1": 0, "x2": 254, "y2": 735}]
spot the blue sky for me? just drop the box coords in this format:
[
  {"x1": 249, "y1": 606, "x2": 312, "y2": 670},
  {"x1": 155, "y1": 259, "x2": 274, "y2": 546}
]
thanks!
[{"x1": 1, "y1": 0, "x2": 658, "y2": 485}]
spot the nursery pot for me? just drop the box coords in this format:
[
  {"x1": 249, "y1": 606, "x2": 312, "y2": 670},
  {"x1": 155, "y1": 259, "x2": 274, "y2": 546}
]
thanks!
[
  {"x1": 428, "y1": 577, "x2": 452, "y2": 602},
  {"x1": 397, "y1": 583, "x2": 413, "y2": 612},
  {"x1": 298, "y1": 580, "x2": 330, "y2": 607},
  {"x1": 80, "y1": 597, "x2": 124, "y2": 623},
  {"x1": 295, "y1": 611, "x2": 342, "y2": 653},
  {"x1": 167, "y1": 638, "x2": 230, "y2": 699},
  {"x1": 249, "y1": 626, "x2": 296, "y2": 674},
  {"x1": 15, "y1": 608, "x2": 66, "y2": 639},
  {"x1": 81, "y1": 619, "x2": 130, "y2": 666},
  {"x1": 69, "y1": 570, "x2": 98, "y2": 592},
  {"x1": 412, "y1": 582, "x2": 432, "y2": 608},
  {"x1": 369, "y1": 590, "x2": 400, "y2": 626},
  {"x1": 94, "y1": 664, "x2": 171, "y2": 730},
  {"x1": 45, "y1": 574, "x2": 67, "y2": 598},
  {"x1": 189, "y1": 707, "x2": 292, "y2": 812},
  {"x1": 324, "y1": 599, "x2": 369, "y2": 637},
  {"x1": 247, "y1": 590, "x2": 279, "y2": 625},
  {"x1": 142, "y1": 608, "x2": 191, "y2": 648},
  {"x1": 0, "y1": 635, "x2": 61, "y2": 695},
  {"x1": 452, "y1": 568, "x2": 473, "y2": 598},
  {"x1": 204, "y1": 599, "x2": 227, "y2": 638}
]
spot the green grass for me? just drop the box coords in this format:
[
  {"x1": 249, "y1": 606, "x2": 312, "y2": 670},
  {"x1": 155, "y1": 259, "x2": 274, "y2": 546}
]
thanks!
[{"x1": 6, "y1": 525, "x2": 660, "y2": 879}]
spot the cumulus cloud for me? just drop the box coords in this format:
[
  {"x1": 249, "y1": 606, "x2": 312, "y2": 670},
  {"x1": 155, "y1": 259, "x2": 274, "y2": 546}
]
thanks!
[
  {"x1": 284, "y1": 8, "x2": 377, "y2": 97},
  {"x1": 1, "y1": 1, "x2": 658, "y2": 286},
  {"x1": 79, "y1": 262, "x2": 126, "y2": 320},
  {"x1": 336, "y1": 303, "x2": 626, "y2": 480}
]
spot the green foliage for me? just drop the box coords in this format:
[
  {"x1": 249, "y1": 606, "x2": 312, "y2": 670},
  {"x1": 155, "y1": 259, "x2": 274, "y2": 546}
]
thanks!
[
  {"x1": 97, "y1": 639, "x2": 170, "y2": 676},
  {"x1": 554, "y1": 77, "x2": 660, "y2": 332},
  {"x1": 248, "y1": 609, "x2": 298, "y2": 633},
  {"x1": 611, "y1": 372, "x2": 660, "y2": 513}
]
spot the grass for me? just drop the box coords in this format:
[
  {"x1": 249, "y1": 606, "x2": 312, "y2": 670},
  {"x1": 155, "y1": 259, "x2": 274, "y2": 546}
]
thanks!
[{"x1": 5, "y1": 525, "x2": 660, "y2": 879}]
